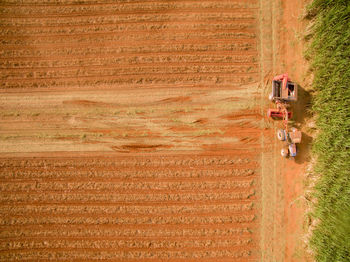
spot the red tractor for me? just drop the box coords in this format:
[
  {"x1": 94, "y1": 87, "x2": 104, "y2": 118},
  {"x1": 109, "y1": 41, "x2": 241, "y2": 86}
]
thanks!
[{"x1": 267, "y1": 74, "x2": 302, "y2": 158}]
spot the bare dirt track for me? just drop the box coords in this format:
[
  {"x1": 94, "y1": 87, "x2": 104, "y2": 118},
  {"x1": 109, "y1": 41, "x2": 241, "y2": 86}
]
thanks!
[{"x1": 0, "y1": 0, "x2": 310, "y2": 261}]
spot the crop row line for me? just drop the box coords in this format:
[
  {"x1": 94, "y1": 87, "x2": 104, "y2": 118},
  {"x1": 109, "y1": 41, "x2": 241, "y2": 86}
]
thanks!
[
  {"x1": 0, "y1": 177, "x2": 256, "y2": 186},
  {"x1": 1, "y1": 67, "x2": 258, "y2": 80},
  {"x1": 0, "y1": 162, "x2": 258, "y2": 170},
  {"x1": 1, "y1": 187, "x2": 255, "y2": 194},
  {"x1": 1, "y1": 71, "x2": 258, "y2": 81},
  {"x1": 0, "y1": 235, "x2": 253, "y2": 242},
  {"x1": 0, "y1": 62, "x2": 258, "y2": 71},
  {"x1": 0, "y1": 42, "x2": 256, "y2": 54},
  {"x1": 1, "y1": 210, "x2": 256, "y2": 220},
  {"x1": 0, "y1": 203, "x2": 255, "y2": 215},
  {"x1": 0, "y1": 191, "x2": 256, "y2": 203},
  {"x1": 0, "y1": 77, "x2": 258, "y2": 90},
  {"x1": 0, "y1": 51, "x2": 258, "y2": 61},
  {"x1": 1, "y1": 8, "x2": 257, "y2": 19},
  {"x1": 1, "y1": 8, "x2": 256, "y2": 19},
  {"x1": 0, "y1": 28, "x2": 255, "y2": 39},
  {"x1": 0, "y1": 62, "x2": 257, "y2": 71},
  {"x1": 0, "y1": 184, "x2": 255, "y2": 194},
  {"x1": 0, "y1": 249, "x2": 254, "y2": 260},
  {"x1": 0, "y1": 79, "x2": 257, "y2": 89},
  {"x1": 0, "y1": 157, "x2": 256, "y2": 168},
  {"x1": 0, "y1": 17, "x2": 256, "y2": 28},
  {"x1": 0, "y1": 1, "x2": 257, "y2": 13},
  {"x1": 0, "y1": 186, "x2": 255, "y2": 195},
  {"x1": 0, "y1": 40, "x2": 257, "y2": 52},
  {"x1": 0, "y1": 176, "x2": 258, "y2": 185},
  {"x1": 0, "y1": 54, "x2": 257, "y2": 65},
  {"x1": 0, "y1": 215, "x2": 256, "y2": 227},
  {"x1": 0, "y1": 168, "x2": 258, "y2": 177},
  {"x1": 0, "y1": 0, "x2": 257, "y2": 7},
  {"x1": 0, "y1": 20, "x2": 255, "y2": 31},
  {"x1": 0, "y1": 229, "x2": 254, "y2": 240},
  {"x1": 0, "y1": 34, "x2": 256, "y2": 46},
  {"x1": 0, "y1": 200, "x2": 256, "y2": 207},
  {"x1": 0, "y1": 240, "x2": 254, "y2": 252}
]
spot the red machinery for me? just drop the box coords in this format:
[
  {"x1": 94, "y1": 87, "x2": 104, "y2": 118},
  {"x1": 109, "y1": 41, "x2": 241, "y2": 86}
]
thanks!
[
  {"x1": 267, "y1": 73, "x2": 297, "y2": 119},
  {"x1": 268, "y1": 74, "x2": 301, "y2": 158}
]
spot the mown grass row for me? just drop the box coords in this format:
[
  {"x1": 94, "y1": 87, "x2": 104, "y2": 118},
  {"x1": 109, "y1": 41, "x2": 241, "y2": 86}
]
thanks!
[{"x1": 306, "y1": 1, "x2": 350, "y2": 261}]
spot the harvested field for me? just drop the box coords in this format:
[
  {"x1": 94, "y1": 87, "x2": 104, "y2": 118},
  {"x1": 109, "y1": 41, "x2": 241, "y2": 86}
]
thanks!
[
  {"x1": 0, "y1": 0, "x2": 259, "y2": 90},
  {"x1": 0, "y1": 154, "x2": 260, "y2": 260},
  {"x1": 0, "y1": 0, "x2": 310, "y2": 261}
]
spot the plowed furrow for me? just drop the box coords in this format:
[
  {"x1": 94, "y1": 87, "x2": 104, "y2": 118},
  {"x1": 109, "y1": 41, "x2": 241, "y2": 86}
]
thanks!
[
  {"x1": 0, "y1": 245, "x2": 255, "y2": 253},
  {"x1": 1, "y1": 62, "x2": 259, "y2": 70},
  {"x1": 0, "y1": 51, "x2": 258, "y2": 61},
  {"x1": 1, "y1": 28, "x2": 256, "y2": 40},
  {"x1": 0, "y1": 65, "x2": 258, "y2": 80},
  {"x1": 0, "y1": 202, "x2": 255, "y2": 215},
  {"x1": 0, "y1": 235, "x2": 254, "y2": 242},
  {"x1": 0, "y1": 210, "x2": 256, "y2": 221},
  {"x1": 0, "y1": 249, "x2": 256, "y2": 260},
  {"x1": 0, "y1": 73, "x2": 259, "y2": 89},
  {"x1": 0, "y1": 56, "x2": 258, "y2": 68},
  {"x1": 1, "y1": 0, "x2": 257, "y2": 5},
  {"x1": 0, "y1": 171, "x2": 258, "y2": 181},
  {"x1": 1, "y1": 39, "x2": 257, "y2": 51},
  {"x1": 0, "y1": 187, "x2": 255, "y2": 194},
  {"x1": 0, "y1": 156, "x2": 257, "y2": 168},
  {"x1": 0, "y1": 0, "x2": 258, "y2": 8},
  {"x1": 0, "y1": 21, "x2": 256, "y2": 36},
  {"x1": 0, "y1": 179, "x2": 255, "y2": 192},
  {"x1": 1, "y1": 8, "x2": 256, "y2": 19},
  {"x1": 0, "y1": 62, "x2": 258, "y2": 72},
  {"x1": 0, "y1": 163, "x2": 258, "y2": 173},
  {"x1": 0, "y1": 199, "x2": 255, "y2": 207},
  {"x1": 0, "y1": 1, "x2": 258, "y2": 15},
  {"x1": 0, "y1": 175, "x2": 258, "y2": 184},
  {"x1": 0, "y1": 223, "x2": 255, "y2": 238},
  {"x1": 0, "y1": 44, "x2": 257, "y2": 57},
  {"x1": 0, "y1": 213, "x2": 256, "y2": 226},
  {"x1": 1, "y1": 70, "x2": 257, "y2": 79},
  {"x1": 0, "y1": 33, "x2": 256, "y2": 46},
  {"x1": 0, "y1": 14, "x2": 256, "y2": 27},
  {"x1": 0, "y1": 238, "x2": 254, "y2": 251},
  {"x1": 0, "y1": 228, "x2": 253, "y2": 240},
  {"x1": 0, "y1": 190, "x2": 256, "y2": 203}
]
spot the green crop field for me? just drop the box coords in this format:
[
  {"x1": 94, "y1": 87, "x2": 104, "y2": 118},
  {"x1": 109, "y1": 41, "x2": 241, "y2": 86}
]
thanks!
[{"x1": 306, "y1": 0, "x2": 350, "y2": 261}]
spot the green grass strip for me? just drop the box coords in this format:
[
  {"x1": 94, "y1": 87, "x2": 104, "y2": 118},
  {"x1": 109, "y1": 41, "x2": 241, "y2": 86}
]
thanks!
[{"x1": 306, "y1": 1, "x2": 350, "y2": 261}]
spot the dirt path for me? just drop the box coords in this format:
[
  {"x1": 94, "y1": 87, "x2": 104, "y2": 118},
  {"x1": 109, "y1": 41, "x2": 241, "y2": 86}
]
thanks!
[{"x1": 263, "y1": 0, "x2": 313, "y2": 261}]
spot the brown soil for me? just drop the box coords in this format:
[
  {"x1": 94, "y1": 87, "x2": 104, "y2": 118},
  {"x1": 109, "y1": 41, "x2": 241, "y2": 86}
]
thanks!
[{"x1": 0, "y1": 0, "x2": 310, "y2": 261}]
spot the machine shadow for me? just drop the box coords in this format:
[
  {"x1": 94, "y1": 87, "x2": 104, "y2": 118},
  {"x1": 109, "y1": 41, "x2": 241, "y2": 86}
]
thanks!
[{"x1": 292, "y1": 84, "x2": 313, "y2": 164}]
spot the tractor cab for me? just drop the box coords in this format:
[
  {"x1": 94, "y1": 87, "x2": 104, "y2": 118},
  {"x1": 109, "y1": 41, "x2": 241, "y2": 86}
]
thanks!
[
  {"x1": 277, "y1": 128, "x2": 302, "y2": 158},
  {"x1": 269, "y1": 74, "x2": 297, "y2": 102}
]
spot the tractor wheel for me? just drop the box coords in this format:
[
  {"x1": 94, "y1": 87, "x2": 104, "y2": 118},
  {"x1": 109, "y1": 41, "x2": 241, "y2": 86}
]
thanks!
[
  {"x1": 277, "y1": 129, "x2": 286, "y2": 141},
  {"x1": 268, "y1": 93, "x2": 274, "y2": 101},
  {"x1": 281, "y1": 148, "x2": 289, "y2": 158}
]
